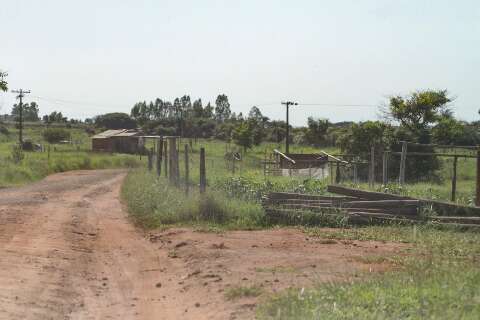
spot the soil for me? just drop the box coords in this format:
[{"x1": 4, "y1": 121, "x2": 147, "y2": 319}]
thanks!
[{"x1": 0, "y1": 169, "x2": 406, "y2": 319}]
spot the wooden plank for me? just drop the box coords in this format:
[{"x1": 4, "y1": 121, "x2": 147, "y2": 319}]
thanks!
[
  {"x1": 273, "y1": 149, "x2": 296, "y2": 164},
  {"x1": 451, "y1": 155, "x2": 457, "y2": 202},
  {"x1": 267, "y1": 192, "x2": 356, "y2": 201},
  {"x1": 399, "y1": 141, "x2": 407, "y2": 185},
  {"x1": 184, "y1": 144, "x2": 189, "y2": 195},
  {"x1": 327, "y1": 185, "x2": 413, "y2": 200}
]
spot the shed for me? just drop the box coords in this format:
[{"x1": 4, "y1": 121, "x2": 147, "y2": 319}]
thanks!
[{"x1": 92, "y1": 129, "x2": 142, "y2": 154}]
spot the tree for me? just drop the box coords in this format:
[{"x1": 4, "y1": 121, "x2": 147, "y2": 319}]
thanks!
[
  {"x1": 304, "y1": 117, "x2": 330, "y2": 146},
  {"x1": 215, "y1": 94, "x2": 231, "y2": 122},
  {"x1": 11, "y1": 102, "x2": 40, "y2": 122},
  {"x1": 95, "y1": 113, "x2": 137, "y2": 129},
  {"x1": 0, "y1": 71, "x2": 7, "y2": 92},
  {"x1": 387, "y1": 89, "x2": 451, "y2": 141},
  {"x1": 204, "y1": 102, "x2": 214, "y2": 119},
  {"x1": 43, "y1": 111, "x2": 67, "y2": 124},
  {"x1": 192, "y1": 99, "x2": 204, "y2": 118},
  {"x1": 232, "y1": 122, "x2": 253, "y2": 152}
]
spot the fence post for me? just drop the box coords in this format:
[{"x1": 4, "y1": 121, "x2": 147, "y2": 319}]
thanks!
[
  {"x1": 184, "y1": 144, "x2": 189, "y2": 195},
  {"x1": 164, "y1": 139, "x2": 168, "y2": 177},
  {"x1": 451, "y1": 155, "x2": 458, "y2": 202},
  {"x1": 200, "y1": 147, "x2": 206, "y2": 193},
  {"x1": 369, "y1": 145, "x2": 375, "y2": 187},
  {"x1": 168, "y1": 138, "x2": 176, "y2": 185},
  {"x1": 175, "y1": 142, "x2": 180, "y2": 186},
  {"x1": 353, "y1": 162, "x2": 358, "y2": 184},
  {"x1": 157, "y1": 138, "x2": 163, "y2": 177},
  {"x1": 476, "y1": 149, "x2": 480, "y2": 206},
  {"x1": 382, "y1": 151, "x2": 388, "y2": 185},
  {"x1": 335, "y1": 161, "x2": 341, "y2": 184},
  {"x1": 399, "y1": 141, "x2": 407, "y2": 185},
  {"x1": 147, "y1": 148, "x2": 153, "y2": 171}
]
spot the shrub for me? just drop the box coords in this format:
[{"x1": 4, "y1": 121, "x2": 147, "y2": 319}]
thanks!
[{"x1": 43, "y1": 128, "x2": 71, "y2": 144}]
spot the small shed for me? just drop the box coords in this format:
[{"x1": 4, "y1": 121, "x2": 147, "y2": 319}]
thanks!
[
  {"x1": 273, "y1": 150, "x2": 330, "y2": 179},
  {"x1": 92, "y1": 129, "x2": 142, "y2": 154}
]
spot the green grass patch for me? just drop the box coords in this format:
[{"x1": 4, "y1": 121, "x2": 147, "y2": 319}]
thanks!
[{"x1": 257, "y1": 226, "x2": 480, "y2": 319}]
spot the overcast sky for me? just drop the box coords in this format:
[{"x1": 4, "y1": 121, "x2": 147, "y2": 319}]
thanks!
[{"x1": 1, "y1": 0, "x2": 479, "y2": 126}]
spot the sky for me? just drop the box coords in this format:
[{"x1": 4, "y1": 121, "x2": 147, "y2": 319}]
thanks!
[{"x1": 1, "y1": 0, "x2": 479, "y2": 126}]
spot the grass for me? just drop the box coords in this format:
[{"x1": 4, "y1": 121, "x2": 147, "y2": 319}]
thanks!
[
  {"x1": 121, "y1": 169, "x2": 266, "y2": 229},
  {"x1": 225, "y1": 285, "x2": 264, "y2": 301},
  {"x1": 0, "y1": 124, "x2": 142, "y2": 186},
  {"x1": 256, "y1": 225, "x2": 480, "y2": 319}
]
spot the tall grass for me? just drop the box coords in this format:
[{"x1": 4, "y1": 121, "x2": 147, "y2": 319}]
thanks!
[{"x1": 121, "y1": 169, "x2": 266, "y2": 229}]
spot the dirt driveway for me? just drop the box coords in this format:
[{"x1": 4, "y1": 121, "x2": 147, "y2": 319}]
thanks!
[{"x1": 0, "y1": 170, "x2": 405, "y2": 319}]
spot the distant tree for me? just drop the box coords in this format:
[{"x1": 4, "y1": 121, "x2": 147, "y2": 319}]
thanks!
[
  {"x1": 215, "y1": 94, "x2": 231, "y2": 122},
  {"x1": 204, "y1": 102, "x2": 214, "y2": 119},
  {"x1": 232, "y1": 122, "x2": 253, "y2": 152},
  {"x1": 95, "y1": 113, "x2": 137, "y2": 129},
  {"x1": 304, "y1": 117, "x2": 330, "y2": 146},
  {"x1": 43, "y1": 111, "x2": 67, "y2": 124},
  {"x1": 11, "y1": 102, "x2": 40, "y2": 122},
  {"x1": 0, "y1": 71, "x2": 7, "y2": 92},
  {"x1": 192, "y1": 99, "x2": 204, "y2": 118},
  {"x1": 386, "y1": 89, "x2": 451, "y2": 142}
]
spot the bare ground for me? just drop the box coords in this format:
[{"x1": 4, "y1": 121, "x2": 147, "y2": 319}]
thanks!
[{"x1": 0, "y1": 170, "x2": 406, "y2": 319}]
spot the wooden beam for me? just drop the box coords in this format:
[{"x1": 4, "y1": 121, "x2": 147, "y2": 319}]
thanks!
[{"x1": 273, "y1": 149, "x2": 295, "y2": 164}]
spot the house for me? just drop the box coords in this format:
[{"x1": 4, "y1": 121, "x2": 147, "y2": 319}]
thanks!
[{"x1": 92, "y1": 129, "x2": 143, "y2": 154}]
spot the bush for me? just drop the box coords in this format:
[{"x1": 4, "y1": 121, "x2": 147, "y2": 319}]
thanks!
[{"x1": 43, "y1": 128, "x2": 71, "y2": 144}]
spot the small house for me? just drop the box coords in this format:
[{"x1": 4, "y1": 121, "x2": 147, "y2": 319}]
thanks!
[{"x1": 92, "y1": 129, "x2": 143, "y2": 154}]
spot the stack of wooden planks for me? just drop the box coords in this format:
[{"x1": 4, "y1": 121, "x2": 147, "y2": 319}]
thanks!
[{"x1": 262, "y1": 186, "x2": 480, "y2": 229}]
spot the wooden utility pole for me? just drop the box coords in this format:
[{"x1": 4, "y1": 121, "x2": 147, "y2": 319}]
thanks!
[
  {"x1": 12, "y1": 89, "x2": 31, "y2": 146},
  {"x1": 199, "y1": 147, "x2": 206, "y2": 193},
  {"x1": 399, "y1": 141, "x2": 407, "y2": 185},
  {"x1": 281, "y1": 101, "x2": 298, "y2": 154},
  {"x1": 451, "y1": 155, "x2": 458, "y2": 202},
  {"x1": 184, "y1": 144, "x2": 189, "y2": 195}
]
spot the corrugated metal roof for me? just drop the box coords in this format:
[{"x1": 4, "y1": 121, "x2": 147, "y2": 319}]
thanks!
[{"x1": 92, "y1": 129, "x2": 139, "y2": 139}]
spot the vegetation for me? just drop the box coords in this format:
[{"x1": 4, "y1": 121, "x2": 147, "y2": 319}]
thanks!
[
  {"x1": 225, "y1": 285, "x2": 263, "y2": 301},
  {"x1": 0, "y1": 123, "x2": 141, "y2": 187},
  {"x1": 0, "y1": 70, "x2": 7, "y2": 92},
  {"x1": 94, "y1": 112, "x2": 137, "y2": 129},
  {"x1": 42, "y1": 127, "x2": 71, "y2": 143},
  {"x1": 257, "y1": 226, "x2": 480, "y2": 319}
]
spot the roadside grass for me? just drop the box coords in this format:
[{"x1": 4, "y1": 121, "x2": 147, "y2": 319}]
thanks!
[
  {"x1": 257, "y1": 226, "x2": 480, "y2": 320},
  {"x1": 0, "y1": 124, "x2": 142, "y2": 186},
  {"x1": 121, "y1": 169, "x2": 266, "y2": 230},
  {"x1": 225, "y1": 285, "x2": 264, "y2": 301}
]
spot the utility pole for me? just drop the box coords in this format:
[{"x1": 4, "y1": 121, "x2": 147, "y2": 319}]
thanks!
[
  {"x1": 281, "y1": 101, "x2": 298, "y2": 154},
  {"x1": 12, "y1": 89, "x2": 31, "y2": 146}
]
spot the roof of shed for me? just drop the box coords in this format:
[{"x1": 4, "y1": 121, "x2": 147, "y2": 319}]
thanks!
[{"x1": 92, "y1": 129, "x2": 140, "y2": 139}]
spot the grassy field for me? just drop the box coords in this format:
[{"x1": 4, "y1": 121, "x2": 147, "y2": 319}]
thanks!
[
  {"x1": 120, "y1": 139, "x2": 479, "y2": 319},
  {"x1": 257, "y1": 225, "x2": 480, "y2": 319},
  {"x1": 0, "y1": 123, "x2": 141, "y2": 187}
]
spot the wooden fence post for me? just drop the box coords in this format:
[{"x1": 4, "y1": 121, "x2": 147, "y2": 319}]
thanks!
[
  {"x1": 476, "y1": 149, "x2": 480, "y2": 206},
  {"x1": 184, "y1": 144, "x2": 189, "y2": 195},
  {"x1": 353, "y1": 162, "x2": 358, "y2": 184},
  {"x1": 157, "y1": 138, "x2": 163, "y2": 177},
  {"x1": 147, "y1": 148, "x2": 153, "y2": 171},
  {"x1": 164, "y1": 139, "x2": 168, "y2": 178},
  {"x1": 335, "y1": 161, "x2": 341, "y2": 184},
  {"x1": 175, "y1": 142, "x2": 180, "y2": 186},
  {"x1": 168, "y1": 138, "x2": 176, "y2": 185},
  {"x1": 369, "y1": 145, "x2": 375, "y2": 187},
  {"x1": 451, "y1": 155, "x2": 458, "y2": 202},
  {"x1": 382, "y1": 151, "x2": 388, "y2": 185},
  {"x1": 399, "y1": 141, "x2": 407, "y2": 185},
  {"x1": 200, "y1": 147, "x2": 206, "y2": 193}
]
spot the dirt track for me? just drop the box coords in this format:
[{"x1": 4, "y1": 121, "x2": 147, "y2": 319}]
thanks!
[{"x1": 0, "y1": 170, "x2": 405, "y2": 319}]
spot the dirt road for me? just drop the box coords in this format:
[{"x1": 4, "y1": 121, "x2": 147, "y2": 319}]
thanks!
[{"x1": 0, "y1": 170, "x2": 405, "y2": 319}]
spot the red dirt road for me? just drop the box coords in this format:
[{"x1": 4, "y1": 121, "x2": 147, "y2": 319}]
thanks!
[{"x1": 0, "y1": 170, "x2": 405, "y2": 319}]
